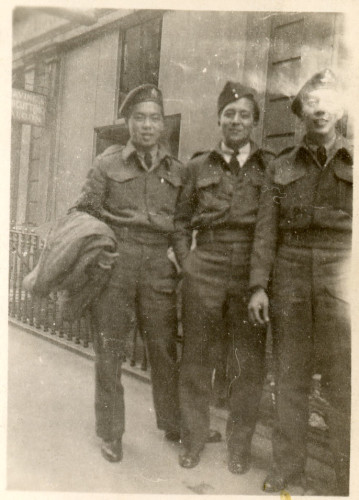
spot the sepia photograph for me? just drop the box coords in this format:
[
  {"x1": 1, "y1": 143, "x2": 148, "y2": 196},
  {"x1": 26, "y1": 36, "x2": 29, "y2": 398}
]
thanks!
[{"x1": 6, "y1": 0, "x2": 358, "y2": 497}]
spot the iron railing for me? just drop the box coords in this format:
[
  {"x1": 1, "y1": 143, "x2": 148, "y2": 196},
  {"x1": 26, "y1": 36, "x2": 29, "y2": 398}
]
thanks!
[
  {"x1": 8, "y1": 226, "x2": 149, "y2": 369},
  {"x1": 9, "y1": 226, "x2": 331, "y2": 452}
]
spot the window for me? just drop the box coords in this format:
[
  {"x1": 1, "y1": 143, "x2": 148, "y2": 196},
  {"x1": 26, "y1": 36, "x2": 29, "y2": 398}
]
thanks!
[{"x1": 118, "y1": 16, "x2": 162, "y2": 118}]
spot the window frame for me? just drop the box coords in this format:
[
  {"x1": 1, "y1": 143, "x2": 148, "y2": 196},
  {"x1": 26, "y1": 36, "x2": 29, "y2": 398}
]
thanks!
[{"x1": 116, "y1": 14, "x2": 163, "y2": 121}]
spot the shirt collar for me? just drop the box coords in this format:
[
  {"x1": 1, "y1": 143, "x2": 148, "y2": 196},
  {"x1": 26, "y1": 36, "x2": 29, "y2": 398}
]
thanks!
[
  {"x1": 211, "y1": 140, "x2": 258, "y2": 162},
  {"x1": 220, "y1": 140, "x2": 251, "y2": 156}
]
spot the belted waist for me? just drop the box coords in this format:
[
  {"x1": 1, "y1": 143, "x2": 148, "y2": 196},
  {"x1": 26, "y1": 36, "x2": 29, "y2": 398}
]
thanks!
[
  {"x1": 196, "y1": 227, "x2": 254, "y2": 245},
  {"x1": 280, "y1": 229, "x2": 352, "y2": 249},
  {"x1": 112, "y1": 225, "x2": 171, "y2": 245}
]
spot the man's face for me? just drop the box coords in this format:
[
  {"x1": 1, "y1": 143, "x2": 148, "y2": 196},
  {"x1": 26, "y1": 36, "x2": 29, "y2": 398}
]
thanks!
[
  {"x1": 127, "y1": 101, "x2": 164, "y2": 150},
  {"x1": 300, "y1": 88, "x2": 343, "y2": 139},
  {"x1": 219, "y1": 97, "x2": 257, "y2": 149}
]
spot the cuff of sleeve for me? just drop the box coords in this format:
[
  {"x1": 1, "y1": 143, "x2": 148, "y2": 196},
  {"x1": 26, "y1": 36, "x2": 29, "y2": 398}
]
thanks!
[
  {"x1": 249, "y1": 285, "x2": 265, "y2": 295},
  {"x1": 172, "y1": 242, "x2": 191, "y2": 268},
  {"x1": 249, "y1": 271, "x2": 269, "y2": 292}
]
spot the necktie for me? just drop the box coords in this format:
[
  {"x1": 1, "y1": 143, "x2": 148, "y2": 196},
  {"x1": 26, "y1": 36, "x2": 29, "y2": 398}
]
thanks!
[
  {"x1": 317, "y1": 146, "x2": 327, "y2": 167},
  {"x1": 144, "y1": 151, "x2": 153, "y2": 169},
  {"x1": 228, "y1": 149, "x2": 239, "y2": 176}
]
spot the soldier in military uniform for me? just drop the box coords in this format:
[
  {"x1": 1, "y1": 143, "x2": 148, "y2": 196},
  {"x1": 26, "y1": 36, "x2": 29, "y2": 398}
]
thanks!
[
  {"x1": 173, "y1": 82, "x2": 274, "y2": 470},
  {"x1": 73, "y1": 84, "x2": 183, "y2": 462},
  {"x1": 248, "y1": 70, "x2": 352, "y2": 495}
]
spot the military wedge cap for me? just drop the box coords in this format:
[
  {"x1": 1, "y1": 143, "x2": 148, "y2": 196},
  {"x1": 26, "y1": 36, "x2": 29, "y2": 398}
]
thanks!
[
  {"x1": 119, "y1": 84, "x2": 164, "y2": 118},
  {"x1": 218, "y1": 81, "x2": 259, "y2": 119},
  {"x1": 291, "y1": 69, "x2": 339, "y2": 117}
]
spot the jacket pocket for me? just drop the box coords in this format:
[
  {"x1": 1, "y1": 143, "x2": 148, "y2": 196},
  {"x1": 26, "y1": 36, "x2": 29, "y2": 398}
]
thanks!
[
  {"x1": 334, "y1": 163, "x2": 353, "y2": 214},
  {"x1": 274, "y1": 168, "x2": 306, "y2": 186},
  {"x1": 273, "y1": 168, "x2": 313, "y2": 227},
  {"x1": 106, "y1": 171, "x2": 143, "y2": 211},
  {"x1": 106, "y1": 166, "x2": 141, "y2": 183},
  {"x1": 247, "y1": 169, "x2": 264, "y2": 198},
  {"x1": 197, "y1": 174, "x2": 222, "y2": 189},
  {"x1": 230, "y1": 169, "x2": 263, "y2": 221},
  {"x1": 196, "y1": 174, "x2": 230, "y2": 216},
  {"x1": 160, "y1": 171, "x2": 182, "y2": 188},
  {"x1": 151, "y1": 170, "x2": 183, "y2": 215}
]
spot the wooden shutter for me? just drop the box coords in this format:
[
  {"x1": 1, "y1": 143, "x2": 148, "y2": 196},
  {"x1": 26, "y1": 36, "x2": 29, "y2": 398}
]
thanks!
[{"x1": 262, "y1": 14, "x2": 305, "y2": 153}]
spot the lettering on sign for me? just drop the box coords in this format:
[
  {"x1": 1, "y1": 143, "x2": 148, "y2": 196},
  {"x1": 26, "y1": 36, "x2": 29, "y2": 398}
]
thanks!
[{"x1": 12, "y1": 88, "x2": 47, "y2": 127}]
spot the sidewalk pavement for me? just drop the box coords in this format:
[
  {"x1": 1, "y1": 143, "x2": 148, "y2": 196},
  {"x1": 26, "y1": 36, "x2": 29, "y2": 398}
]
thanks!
[{"x1": 7, "y1": 324, "x2": 272, "y2": 495}]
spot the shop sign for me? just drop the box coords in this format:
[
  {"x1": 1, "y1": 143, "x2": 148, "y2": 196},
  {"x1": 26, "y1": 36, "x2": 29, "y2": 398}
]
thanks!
[{"x1": 12, "y1": 88, "x2": 47, "y2": 127}]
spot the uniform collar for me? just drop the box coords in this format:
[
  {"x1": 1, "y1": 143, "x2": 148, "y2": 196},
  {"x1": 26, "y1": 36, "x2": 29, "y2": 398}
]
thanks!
[
  {"x1": 122, "y1": 140, "x2": 172, "y2": 165},
  {"x1": 296, "y1": 134, "x2": 353, "y2": 164},
  {"x1": 304, "y1": 134, "x2": 336, "y2": 155}
]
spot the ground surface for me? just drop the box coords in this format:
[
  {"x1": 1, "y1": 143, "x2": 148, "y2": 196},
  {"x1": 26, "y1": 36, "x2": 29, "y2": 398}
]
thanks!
[{"x1": 7, "y1": 324, "x2": 272, "y2": 495}]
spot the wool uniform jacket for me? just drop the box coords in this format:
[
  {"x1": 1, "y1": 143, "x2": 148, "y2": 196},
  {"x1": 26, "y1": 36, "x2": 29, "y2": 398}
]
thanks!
[{"x1": 23, "y1": 211, "x2": 118, "y2": 320}]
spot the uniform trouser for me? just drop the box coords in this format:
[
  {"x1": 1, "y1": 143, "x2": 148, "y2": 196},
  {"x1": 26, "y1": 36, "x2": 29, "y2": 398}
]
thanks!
[
  {"x1": 212, "y1": 333, "x2": 230, "y2": 405},
  {"x1": 179, "y1": 241, "x2": 267, "y2": 456},
  {"x1": 271, "y1": 244, "x2": 351, "y2": 493},
  {"x1": 91, "y1": 234, "x2": 181, "y2": 442}
]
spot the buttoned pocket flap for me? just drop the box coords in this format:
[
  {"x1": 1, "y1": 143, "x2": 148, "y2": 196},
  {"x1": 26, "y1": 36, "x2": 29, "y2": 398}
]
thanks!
[
  {"x1": 274, "y1": 165, "x2": 306, "y2": 186},
  {"x1": 161, "y1": 171, "x2": 182, "y2": 187},
  {"x1": 248, "y1": 167, "x2": 264, "y2": 186},
  {"x1": 197, "y1": 175, "x2": 222, "y2": 188},
  {"x1": 106, "y1": 168, "x2": 141, "y2": 183},
  {"x1": 334, "y1": 163, "x2": 353, "y2": 184}
]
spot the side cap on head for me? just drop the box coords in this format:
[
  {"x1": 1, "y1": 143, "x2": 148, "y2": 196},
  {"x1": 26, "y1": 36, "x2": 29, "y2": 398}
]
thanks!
[
  {"x1": 217, "y1": 81, "x2": 259, "y2": 119},
  {"x1": 119, "y1": 84, "x2": 164, "y2": 118},
  {"x1": 291, "y1": 69, "x2": 339, "y2": 117}
]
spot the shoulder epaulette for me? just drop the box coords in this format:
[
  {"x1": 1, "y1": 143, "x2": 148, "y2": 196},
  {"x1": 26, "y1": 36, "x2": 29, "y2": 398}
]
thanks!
[
  {"x1": 278, "y1": 145, "x2": 296, "y2": 156},
  {"x1": 337, "y1": 146, "x2": 353, "y2": 164},
  {"x1": 257, "y1": 148, "x2": 276, "y2": 162},
  {"x1": 99, "y1": 144, "x2": 124, "y2": 158},
  {"x1": 190, "y1": 151, "x2": 209, "y2": 160},
  {"x1": 261, "y1": 148, "x2": 276, "y2": 157},
  {"x1": 169, "y1": 155, "x2": 183, "y2": 165}
]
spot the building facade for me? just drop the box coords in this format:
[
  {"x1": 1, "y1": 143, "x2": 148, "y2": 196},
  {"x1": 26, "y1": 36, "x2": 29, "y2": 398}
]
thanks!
[{"x1": 11, "y1": 7, "x2": 349, "y2": 228}]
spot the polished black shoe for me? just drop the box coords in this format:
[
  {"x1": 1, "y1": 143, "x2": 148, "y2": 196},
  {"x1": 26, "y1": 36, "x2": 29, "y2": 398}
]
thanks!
[
  {"x1": 164, "y1": 430, "x2": 181, "y2": 443},
  {"x1": 207, "y1": 429, "x2": 222, "y2": 443},
  {"x1": 262, "y1": 471, "x2": 303, "y2": 493},
  {"x1": 228, "y1": 453, "x2": 251, "y2": 475},
  {"x1": 179, "y1": 450, "x2": 200, "y2": 468},
  {"x1": 101, "y1": 438, "x2": 123, "y2": 463}
]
